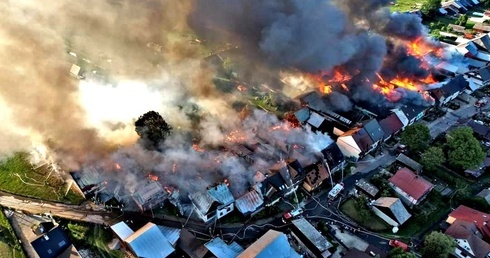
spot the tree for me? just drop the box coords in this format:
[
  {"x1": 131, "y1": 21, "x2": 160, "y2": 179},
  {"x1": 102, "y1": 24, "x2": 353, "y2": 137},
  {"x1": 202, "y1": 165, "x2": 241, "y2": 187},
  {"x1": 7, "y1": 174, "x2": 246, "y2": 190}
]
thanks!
[
  {"x1": 389, "y1": 247, "x2": 416, "y2": 258},
  {"x1": 421, "y1": 0, "x2": 442, "y2": 18},
  {"x1": 421, "y1": 147, "x2": 445, "y2": 171},
  {"x1": 135, "y1": 111, "x2": 172, "y2": 149},
  {"x1": 446, "y1": 127, "x2": 485, "y2": 170},
  {"x1": 401, "y1": 124, "x2": 431, "y2": 153},
  {"x1": 421, "y1": 231, "x2": 456, "y2": 258}
]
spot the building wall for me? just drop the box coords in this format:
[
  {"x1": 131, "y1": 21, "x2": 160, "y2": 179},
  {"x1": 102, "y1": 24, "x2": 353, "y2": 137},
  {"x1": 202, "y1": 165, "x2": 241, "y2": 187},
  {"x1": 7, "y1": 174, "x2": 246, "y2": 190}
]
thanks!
[
  {"x1": 216, "y1": 203, "x2": 234, "y2": 219},
  {"x1": 372, "y1": 206, "x2": 399, "y2": 227},
  {"x1": 336, "y1": 136, "x2": 361, "y2": 161}
]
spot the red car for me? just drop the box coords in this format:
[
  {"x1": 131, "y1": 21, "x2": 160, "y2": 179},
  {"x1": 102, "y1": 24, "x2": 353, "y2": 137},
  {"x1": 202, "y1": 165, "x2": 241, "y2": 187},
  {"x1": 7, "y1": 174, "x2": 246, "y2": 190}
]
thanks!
[{"x1": 389, "y1": 239, "x2": 409, "y2": 251}]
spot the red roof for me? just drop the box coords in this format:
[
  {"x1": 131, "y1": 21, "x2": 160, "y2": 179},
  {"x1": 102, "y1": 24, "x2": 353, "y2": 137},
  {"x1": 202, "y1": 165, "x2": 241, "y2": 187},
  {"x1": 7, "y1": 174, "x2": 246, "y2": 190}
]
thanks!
[
  {"x1": 388, "y1": 167, "x2": 433, "y2": 201},
  {"x1": 448, "y1": 205, "x2": 490, "y2": 228}
]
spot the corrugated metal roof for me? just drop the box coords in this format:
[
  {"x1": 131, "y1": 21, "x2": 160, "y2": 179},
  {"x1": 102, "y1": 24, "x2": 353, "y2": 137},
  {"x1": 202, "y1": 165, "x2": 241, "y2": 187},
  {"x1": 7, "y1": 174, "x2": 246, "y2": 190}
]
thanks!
[
  {"x1": 189, "y1": 191, "x2": 215, "y2": 215},
  {"x1": 133, "y1": 181, "x2": 165, "y2": 204},
  {"x1": 110, "y1": 222, "x2": 134, "y2": 240},
  {"x1": 389, "y1": 167, "x2": 433, "y2": 200},
  {"x1": 237, "y1": 230, "x2": 301, "y2": 258},
  {"x1": 294, "y1": 108, "x2": 310, "y2": 123},
  {"x1": 204, "y1": 238, "x2": 243, "y2": 258},
  {"x1": 307, "y1": 112, "x2": 325, "y2": 128},
  {"x1": 235, "y1": 190, "x2": 264, "y2": 215},
  {"x1": 125, "y1": 223, "x2": 174, "y2": 258},
  {"x1": 208, "y1": 183, "x2": 234, "y2": 205},
  {"x1": 158, "y1": 226, "x2": 181, "y2": 246},
  {"x1": 291, "y1": 218, "x2": 332, "y2": 252}
]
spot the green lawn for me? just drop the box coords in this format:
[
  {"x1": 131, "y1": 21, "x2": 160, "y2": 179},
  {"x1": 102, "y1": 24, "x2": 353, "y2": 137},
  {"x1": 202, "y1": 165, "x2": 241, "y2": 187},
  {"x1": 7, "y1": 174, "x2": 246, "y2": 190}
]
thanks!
[
  {"x1": 0, "y1": 152, "x2": 85, "y2": 204},
  {"x1": 391, "y1": 0, "x2": 426, "y2": 12},
  {"x1": 64, "y1": 222, "x2": 124, "y2": 258},
  {"x1": 340, "y1": 199, "x2": 390, "y2": 232},
  {"x1": 0, "y1": 210, "x2": 26, "y2": 258}
]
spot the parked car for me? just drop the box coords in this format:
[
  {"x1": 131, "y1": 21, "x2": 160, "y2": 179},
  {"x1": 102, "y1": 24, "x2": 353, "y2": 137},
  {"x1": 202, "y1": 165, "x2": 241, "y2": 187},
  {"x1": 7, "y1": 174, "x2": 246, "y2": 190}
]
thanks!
[
  {"x1": 282, "y1": 207, "x2": 304, "y2": 223},
  {"x1": 389, "y1": 239, "x2": 409, "y2": 251},
  {"x1": 475, "y1": 98, "x2": 488, "y2": 108}
]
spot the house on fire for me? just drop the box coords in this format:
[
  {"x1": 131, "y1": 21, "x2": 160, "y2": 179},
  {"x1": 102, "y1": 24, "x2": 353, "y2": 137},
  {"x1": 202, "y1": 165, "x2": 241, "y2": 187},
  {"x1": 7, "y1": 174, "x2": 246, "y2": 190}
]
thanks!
[
  {"x1": 321, "y1": 142, "x2": 346, "y2": 174},
  {"x1": 189, "y1": 182, "x2": 235, "y2": 223},
  {"x1": 257, "y1": 159, "x2": 305, "y2": 207},
  {"x1": 303, "y1": 162, "x2": 331, "y2": 192},
  {"x1": 429, "y1": 75, "x2": 468, "y2": 107},
  {"x1": 336, "y1": 119, "x2": 384, "y2": 161},
  {"x1": 132, "y1": 180, "x2": 168, "y2": 211}
]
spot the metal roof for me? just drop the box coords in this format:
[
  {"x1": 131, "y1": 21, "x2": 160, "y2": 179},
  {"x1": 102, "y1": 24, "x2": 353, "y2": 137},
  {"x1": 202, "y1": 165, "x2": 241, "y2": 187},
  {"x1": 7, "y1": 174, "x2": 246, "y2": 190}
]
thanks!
[
  {"x1": 294, "y1": 108, "x2": 310, "y2": 123},
  {"x1": 125, "y1": 222, "x2": 174, "y2": 258},
  {"x1": 373, "y1": 197, "x2": 411, "y2": 225},
  {"x1": 396, "y1": 154, "x2": 423, "y2": 173},
  {"x1": 235, "y1": 189, "x2": 264, "y2": 215},
  {"x1": 307, "y1": 112, "x2": 326, "y2": 128},
  {"x1": 291, "y1": 218, "x2": 333, "y2": 252},
  {"x1": 355, "y1": 179, "x2": 380, "y2": 197},
  {"x1": 132, "y1": 181, "x2": 166, "y2": 205},
  {"x1": 237, "y1": 230, "x2": 301, "y2": 258},
  {"x1": 158, "y1": 226, "x2": 181, "y2": 246},
  {"x1": 208, "y1": 183, "x2": 234, "y2": 205},
  {"x1": 189, "y1": 191, "x2": 216, "y2": 215},
  {"x1": 204, "y1": 238, "x2": 244, "y2": 258},
  {"x1": 110, "y1": 222, "x2": 134, "y2": 240}
]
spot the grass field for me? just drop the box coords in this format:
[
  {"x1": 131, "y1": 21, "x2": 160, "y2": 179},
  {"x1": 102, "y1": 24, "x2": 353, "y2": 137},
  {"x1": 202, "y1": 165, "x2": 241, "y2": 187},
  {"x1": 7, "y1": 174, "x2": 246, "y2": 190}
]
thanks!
[
  {"x1": 0, "y1": 210, "x2": 25, "y2": 258},
  {"x1": 65, "y1": 222, "x2": 124, "y2": 258},
  {"x1": 340, "y1": 199, "x2": 390, "y2": 232},
  {"x1": 0, "y1": 152, "x2": 84, "y2": 204},
  {"x1": 391, "y1": 0, "x2": 426, "y2": 12}
]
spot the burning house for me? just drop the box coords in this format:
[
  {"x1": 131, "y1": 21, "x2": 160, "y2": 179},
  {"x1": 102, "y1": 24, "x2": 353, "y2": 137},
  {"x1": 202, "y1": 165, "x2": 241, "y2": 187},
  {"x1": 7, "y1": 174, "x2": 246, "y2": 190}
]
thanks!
[
  {"x1": 256, "y1": 159, "x2": 305, "y2": 207},
  {"x1": 235, "y1": 187, "x2": 265, "y2": 216},
  {"x1": 429, "y1": 75, "x2": 469, "y2": 107},
  {"x1": 132, "y1": 180, "x2": 168, "y2": 212},
  {"x1": 189, "y1": 182, "x2": 235, "y2": 223}
]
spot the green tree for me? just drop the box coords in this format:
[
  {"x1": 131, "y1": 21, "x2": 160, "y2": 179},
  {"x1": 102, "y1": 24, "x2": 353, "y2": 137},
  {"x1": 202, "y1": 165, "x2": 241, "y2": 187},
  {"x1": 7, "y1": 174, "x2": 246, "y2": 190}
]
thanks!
[
  {"x1": 421, "y1": 231, "x2": 456, "y2": 258},
  {"x1": 421, "y1": 147, "x2": 445, "y2": 171},
  {"x1": 446, "y1": 127, "x2": 485, "y2": 169},
  {"x1": 135, "y1": 111, "x2": 172, "y2": 149},
  {"x1": 389, "y1": 247, "x2": 416, "y2": 258},
  {"x1": 401, "y1": 124, "x2": 431, "y2": 153},
  {"x1": 421, "y1": 0, "x2": 442, "y2": 18}
]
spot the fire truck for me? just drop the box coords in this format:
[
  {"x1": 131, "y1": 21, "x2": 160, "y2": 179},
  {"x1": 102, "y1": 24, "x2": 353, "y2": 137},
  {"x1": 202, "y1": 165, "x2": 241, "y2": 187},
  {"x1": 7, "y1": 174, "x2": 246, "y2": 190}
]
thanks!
[{"x1": 328, "y1": 183, "x2": 344, "y2": 200}]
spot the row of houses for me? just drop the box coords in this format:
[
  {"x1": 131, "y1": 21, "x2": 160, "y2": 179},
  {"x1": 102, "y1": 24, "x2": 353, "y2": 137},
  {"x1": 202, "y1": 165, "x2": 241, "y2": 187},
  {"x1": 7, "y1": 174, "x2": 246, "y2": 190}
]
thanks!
[
  {"x1": 189, "y1": 144, "x2": 346, "y2": 223},
  {"x1": 294, "y1": 77, "x2": 469, "y2": 161},
  {"x1": 110, "y1": 217, "x2": 334, "y2": 258}
]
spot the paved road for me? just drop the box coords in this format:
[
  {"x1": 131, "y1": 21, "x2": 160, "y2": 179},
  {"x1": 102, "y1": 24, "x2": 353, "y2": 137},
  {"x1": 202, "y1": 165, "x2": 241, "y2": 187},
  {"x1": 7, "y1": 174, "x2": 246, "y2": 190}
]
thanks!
[{"x1": 0, "y1": 192, "x2": 115, "y2": 225}]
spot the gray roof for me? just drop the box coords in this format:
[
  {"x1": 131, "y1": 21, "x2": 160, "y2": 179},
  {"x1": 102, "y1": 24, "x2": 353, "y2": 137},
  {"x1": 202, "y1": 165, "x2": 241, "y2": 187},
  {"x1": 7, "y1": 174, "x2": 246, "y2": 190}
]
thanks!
[
  {"x1": 396, "y1": 154, "x2": 423, "y2": 172},
  {"x1": 110, "y1": 222, "x2": 134, "y2": 240},
  {"x1": 294, "y1": 108, "x2": 310, "y2": 123},
  {"x1": 158, "y1": 226, "x2": 181, "y2": 246},
  {"x1": 178, "y1": 229, "x2": 208, "y2": 258},
  {"x1": 307, "y1": 112, "x2": 326, "y2": 128},
  {"x1": 374, "y1": 197, "x2": 412, "y2": 225},
  {"x1": 235, "y1": 190, "x2": 264, "y2": 215},
  {"x1": 125, "y1": 223, "x2": 174, "y2": 258},
  {"x1": 189, "y1": 191, "x2": 216, "y2": 215},
  {"x1": 355, "y1": 179, "x2": 380, "y2": 197},
  {"x1": 133, "y1": 181, "x2": 166, "y2": 205},
  {"x1": 480, "y1": 66, "x2": 490, "y2": 81},
  {"x1": 363, "y1": 119, "x2": 385, "y2": 143},
  {"x1": 477, "y1": 188, "x2": 490, "y2": 204},
  {"x1": 208, "y1": 183, "x2": 234, "y2": 205},
  {"x1": 291, "y1": 218, "x2": 333, "y2": 252},
  {"x1": 204, "y1": 238, "x2": 244, "y2": 258},
  {"x1": 237, "y1": 230, "x2": 301, "y2": 258}
]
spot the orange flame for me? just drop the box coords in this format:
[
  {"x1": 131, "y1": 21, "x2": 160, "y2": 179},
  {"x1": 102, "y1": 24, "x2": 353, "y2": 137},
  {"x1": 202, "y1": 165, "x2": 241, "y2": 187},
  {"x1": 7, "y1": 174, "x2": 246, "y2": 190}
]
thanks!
[
  {"x1": 164, "y1": 186, "x2": 172, "y2": 194},
  {"x1": 226, "y1": 130, "x2": 247, "y2": 143},
  {"x1": 406, "y1": 37, "x2": 443, "y2": 58},
  {"x1": 237, "y1": 85, "x2": 247, "y2": 92},
  {"x1": 192, "y1": 144, "x2": 204, "y2": 152},
  {"x1": 224, "y1": 178, "x2": 230, "y2": 186},
  {"x1": 114, "y1": 163, "x2": 121, "y2": 170},
  {"x1": 147, "y1": 174, "x2": 159, "y2": 181}
]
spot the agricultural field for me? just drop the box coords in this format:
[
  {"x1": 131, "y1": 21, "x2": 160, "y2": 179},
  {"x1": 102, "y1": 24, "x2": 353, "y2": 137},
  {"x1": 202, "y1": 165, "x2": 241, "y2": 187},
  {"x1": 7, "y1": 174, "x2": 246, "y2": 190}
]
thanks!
[{"x1": 0, "y1": 152, "x2": 84, "y2": 204}]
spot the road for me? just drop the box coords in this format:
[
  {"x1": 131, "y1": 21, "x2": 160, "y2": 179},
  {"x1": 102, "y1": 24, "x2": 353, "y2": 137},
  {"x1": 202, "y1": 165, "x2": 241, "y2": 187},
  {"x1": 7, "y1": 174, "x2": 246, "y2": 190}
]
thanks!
[{"x1": 0, "y1": 191, "x2": 116, "y2": 225}]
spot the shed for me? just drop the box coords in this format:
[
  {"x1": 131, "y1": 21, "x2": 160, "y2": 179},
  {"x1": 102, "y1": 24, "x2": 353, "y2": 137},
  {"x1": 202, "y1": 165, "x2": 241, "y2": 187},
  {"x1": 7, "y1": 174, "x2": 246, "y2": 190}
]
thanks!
[{"x1": 396, "y1": 154, "x2": 423, "y2": 173}]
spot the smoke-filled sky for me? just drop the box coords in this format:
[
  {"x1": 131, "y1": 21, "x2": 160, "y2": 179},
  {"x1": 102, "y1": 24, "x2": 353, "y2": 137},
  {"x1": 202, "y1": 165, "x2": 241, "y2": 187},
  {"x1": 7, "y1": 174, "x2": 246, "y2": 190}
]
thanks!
[{"x1": 0, "y1": 0, "x2": 443, "y2": 195}]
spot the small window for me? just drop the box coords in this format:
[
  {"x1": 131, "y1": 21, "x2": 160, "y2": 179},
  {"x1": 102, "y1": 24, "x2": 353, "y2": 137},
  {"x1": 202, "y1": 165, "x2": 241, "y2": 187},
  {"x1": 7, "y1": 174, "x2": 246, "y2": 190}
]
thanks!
[{"x1": 58, "y1": 240, "x2": 66, "y2": 247}]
